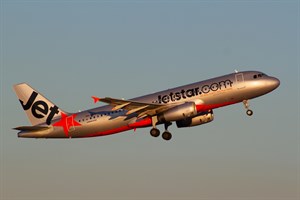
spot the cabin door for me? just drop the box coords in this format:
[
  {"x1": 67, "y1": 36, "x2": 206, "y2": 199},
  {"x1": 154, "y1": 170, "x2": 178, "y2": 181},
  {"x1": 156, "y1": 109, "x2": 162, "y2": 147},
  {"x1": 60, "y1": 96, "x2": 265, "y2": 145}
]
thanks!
[{"x1": 235, "y1": 73, "x2": 245, "y2": 89}]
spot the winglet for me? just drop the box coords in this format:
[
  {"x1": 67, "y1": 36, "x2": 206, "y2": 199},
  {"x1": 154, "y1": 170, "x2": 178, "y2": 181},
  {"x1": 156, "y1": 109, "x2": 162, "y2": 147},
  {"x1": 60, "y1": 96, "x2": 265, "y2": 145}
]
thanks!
[{"x1": 92, "y1": 96, "x2": 101, "y2": 103}]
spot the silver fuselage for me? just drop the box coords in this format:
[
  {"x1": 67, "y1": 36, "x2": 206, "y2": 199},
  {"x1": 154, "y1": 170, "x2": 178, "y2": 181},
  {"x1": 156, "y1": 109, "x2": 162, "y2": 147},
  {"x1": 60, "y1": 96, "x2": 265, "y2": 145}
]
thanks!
[{"x1": 17, "y1": 71, "x2": 280, "y2": 138}]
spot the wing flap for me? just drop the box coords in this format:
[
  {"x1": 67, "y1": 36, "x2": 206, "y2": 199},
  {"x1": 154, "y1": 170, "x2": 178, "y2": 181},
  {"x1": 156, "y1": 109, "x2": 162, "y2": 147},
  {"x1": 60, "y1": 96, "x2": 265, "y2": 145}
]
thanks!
[
  {"x1": 92, "y1": 96, "x2": 181, "y2": 118},
  {"x1": 112, "y1": 102, "x2": 131, "y2": 111},
  {"x1": 126, "y1": 105, "x2": 150, "y2": 115}
]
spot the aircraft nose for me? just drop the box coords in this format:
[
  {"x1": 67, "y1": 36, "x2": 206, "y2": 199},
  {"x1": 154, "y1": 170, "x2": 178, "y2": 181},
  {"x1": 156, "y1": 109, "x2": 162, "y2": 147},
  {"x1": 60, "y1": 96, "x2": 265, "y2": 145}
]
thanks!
[
  {"x1": 267, "y1": 77, "x2": 280, "y2": 90},
  {"x1": 264, "y1": 77, "x2": 280, "y2": 92}
]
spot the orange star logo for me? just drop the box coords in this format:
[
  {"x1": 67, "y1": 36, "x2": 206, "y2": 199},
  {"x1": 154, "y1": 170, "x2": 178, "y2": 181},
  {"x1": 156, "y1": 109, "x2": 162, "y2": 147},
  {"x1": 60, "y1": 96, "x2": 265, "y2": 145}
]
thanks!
[{"x1": 53, "y1": 113, "x2": 81, "y2": 137}]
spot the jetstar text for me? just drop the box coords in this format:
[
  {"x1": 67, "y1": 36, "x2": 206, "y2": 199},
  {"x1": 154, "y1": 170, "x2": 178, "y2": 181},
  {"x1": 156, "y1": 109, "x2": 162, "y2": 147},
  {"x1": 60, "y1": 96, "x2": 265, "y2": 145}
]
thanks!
[{"x1": 157, "y1": 79, "x2": 233, "y2": 104}]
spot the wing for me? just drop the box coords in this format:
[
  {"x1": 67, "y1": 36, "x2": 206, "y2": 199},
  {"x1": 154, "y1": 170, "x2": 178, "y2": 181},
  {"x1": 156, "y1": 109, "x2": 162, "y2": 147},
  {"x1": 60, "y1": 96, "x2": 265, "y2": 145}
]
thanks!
[{"x1": 92, "y1": 96, "x2": 180, "y2": 118}]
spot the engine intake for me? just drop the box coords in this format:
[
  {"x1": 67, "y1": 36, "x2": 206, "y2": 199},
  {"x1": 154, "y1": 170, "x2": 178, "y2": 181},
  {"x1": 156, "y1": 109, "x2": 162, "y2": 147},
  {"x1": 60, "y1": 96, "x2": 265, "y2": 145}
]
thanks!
[
  {"x1": 158, "y1": 102, "x2": 197, "y2": 123},
  {"x1": 176, "y1": 110, "x2": 214, "y2": 128}
]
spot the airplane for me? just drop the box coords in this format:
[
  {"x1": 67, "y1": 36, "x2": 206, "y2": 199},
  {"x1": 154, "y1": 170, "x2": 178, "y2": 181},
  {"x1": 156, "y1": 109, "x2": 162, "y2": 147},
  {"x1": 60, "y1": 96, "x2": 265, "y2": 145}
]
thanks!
[{"x1": 13, "y1": 70, "x2": 280, "y2": 140}]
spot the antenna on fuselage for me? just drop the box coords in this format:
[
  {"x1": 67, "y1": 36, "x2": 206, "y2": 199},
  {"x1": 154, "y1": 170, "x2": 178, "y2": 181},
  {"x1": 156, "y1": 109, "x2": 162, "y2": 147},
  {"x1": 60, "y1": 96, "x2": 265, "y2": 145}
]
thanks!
[{"x1": 234, "y1": 69, "x2": 239, "y2": 73}]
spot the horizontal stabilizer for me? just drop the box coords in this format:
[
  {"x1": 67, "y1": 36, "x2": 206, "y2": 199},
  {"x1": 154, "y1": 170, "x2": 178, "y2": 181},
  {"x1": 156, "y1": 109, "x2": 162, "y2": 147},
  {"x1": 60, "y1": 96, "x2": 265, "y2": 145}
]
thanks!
[{"x1": 14, "y1": 126, "x2": 50, "y2": 131}]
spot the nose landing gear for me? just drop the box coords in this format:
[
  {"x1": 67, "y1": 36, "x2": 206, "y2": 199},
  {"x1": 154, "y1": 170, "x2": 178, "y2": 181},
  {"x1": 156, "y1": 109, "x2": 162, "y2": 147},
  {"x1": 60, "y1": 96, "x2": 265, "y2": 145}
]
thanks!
[
  {"x1": 246, "y1": 109, "x2": 253, "y2": 116},
  {"x1": 243, "y1": 100, "x2": 253, "y2": 116}
]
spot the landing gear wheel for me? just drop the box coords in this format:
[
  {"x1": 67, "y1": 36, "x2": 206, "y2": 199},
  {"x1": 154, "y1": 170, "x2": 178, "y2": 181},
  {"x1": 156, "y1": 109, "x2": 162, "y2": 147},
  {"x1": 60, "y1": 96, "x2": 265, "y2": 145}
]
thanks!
[
  {"x1": 246, "y1": 109, "x2": 253, "y2": 116},
  {"x1": 243, "y1": 100, "x2": 253, "y2": 116},
  {"x1": 150, "y1": 128, "x2": 160, "y2": 137},
  {"x1": 162, "y1": 131, "x2": 172, "y2": 141}
]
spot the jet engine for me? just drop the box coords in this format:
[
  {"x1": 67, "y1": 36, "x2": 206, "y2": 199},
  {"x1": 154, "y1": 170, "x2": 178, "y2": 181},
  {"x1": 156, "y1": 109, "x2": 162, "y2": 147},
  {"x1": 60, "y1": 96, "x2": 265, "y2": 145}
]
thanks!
[
  {"x1": 157, "y1": 102, "x2": 197, "y2": 123},
  {"x1": 176, "y1": 110, "x2": 214, "y2": 128}
]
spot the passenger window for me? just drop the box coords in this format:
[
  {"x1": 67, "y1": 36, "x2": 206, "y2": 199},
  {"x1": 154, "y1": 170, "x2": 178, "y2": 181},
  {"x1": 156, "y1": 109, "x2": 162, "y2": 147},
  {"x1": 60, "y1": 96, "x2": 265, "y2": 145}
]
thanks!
[{"x1": 253, "y1": 75, "x2": 257, "y2": 79}]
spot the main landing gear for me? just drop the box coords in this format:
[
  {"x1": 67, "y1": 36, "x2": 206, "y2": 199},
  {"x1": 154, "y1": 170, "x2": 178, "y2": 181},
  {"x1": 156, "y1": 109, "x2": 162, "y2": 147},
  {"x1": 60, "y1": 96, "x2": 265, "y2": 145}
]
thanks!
[
  {"x1": 150, "y1": 116, "x2": 172, "y2": 141},
  {"x1": 150, "y1": 128, "x2": 160, "y2": 137},
  {"x1": 243, "y1": 100, "x2": 253, "y2": 116},
  {"x1": 162, "y1": 122, "x2": 172, "y2": 141}
]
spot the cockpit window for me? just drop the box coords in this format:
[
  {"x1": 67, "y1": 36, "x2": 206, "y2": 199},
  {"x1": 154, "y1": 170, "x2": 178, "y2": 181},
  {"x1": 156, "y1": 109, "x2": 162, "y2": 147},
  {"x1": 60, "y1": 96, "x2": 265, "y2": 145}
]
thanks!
[{"x1": 253, "y1": 73, "x2": 267, "y2": 79}]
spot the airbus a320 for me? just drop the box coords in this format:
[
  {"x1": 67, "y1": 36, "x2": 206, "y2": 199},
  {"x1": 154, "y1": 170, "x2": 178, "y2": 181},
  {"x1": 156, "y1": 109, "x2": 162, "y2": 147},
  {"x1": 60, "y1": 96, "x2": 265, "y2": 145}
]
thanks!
[{"x1": 13, "y1": 71, "x2": 280, "y2": 141}]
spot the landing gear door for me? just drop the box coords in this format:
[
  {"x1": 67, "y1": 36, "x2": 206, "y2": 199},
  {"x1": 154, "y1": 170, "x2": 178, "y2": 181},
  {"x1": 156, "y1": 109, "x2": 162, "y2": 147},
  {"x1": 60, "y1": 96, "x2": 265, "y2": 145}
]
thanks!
[{"x1": 235, "y1": 73, "x2": 245, "y2": 89}]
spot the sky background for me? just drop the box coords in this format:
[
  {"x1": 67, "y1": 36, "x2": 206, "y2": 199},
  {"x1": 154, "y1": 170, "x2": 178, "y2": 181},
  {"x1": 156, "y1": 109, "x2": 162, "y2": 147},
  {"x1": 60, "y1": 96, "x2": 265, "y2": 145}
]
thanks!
[{"x1": 0, "y1": 0, "x2": 299, "y2": 200}]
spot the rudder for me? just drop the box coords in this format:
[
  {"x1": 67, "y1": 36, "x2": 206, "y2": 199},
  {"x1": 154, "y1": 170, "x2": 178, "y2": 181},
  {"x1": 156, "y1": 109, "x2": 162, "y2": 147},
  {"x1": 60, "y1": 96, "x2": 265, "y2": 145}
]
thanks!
[{"x1": 13, "y1": 83, "x2": 67, "y2": 125}]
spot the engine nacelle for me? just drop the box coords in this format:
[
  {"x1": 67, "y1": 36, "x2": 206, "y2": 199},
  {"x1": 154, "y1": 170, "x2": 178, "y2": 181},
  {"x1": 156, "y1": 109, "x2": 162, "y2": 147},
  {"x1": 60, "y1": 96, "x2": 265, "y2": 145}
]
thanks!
[
  {"x1": 176, "y1": 110, "x2": 214, "y2": 128},
  {"x1": 158, "y1": 102, "x2": 197, "y2": 122}
]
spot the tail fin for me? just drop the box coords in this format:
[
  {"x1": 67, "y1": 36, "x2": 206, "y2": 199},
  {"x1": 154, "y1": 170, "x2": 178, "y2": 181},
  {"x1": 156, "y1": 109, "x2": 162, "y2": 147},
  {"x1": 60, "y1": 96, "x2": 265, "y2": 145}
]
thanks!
[{"x1": 13, "y1": 83, "x2": 67, "y2": 126}]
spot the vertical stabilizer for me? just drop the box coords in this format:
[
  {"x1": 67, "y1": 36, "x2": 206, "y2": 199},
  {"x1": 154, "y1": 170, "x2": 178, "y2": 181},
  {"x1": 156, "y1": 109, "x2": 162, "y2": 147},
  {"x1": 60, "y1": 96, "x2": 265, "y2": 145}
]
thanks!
[{"x1": 13, "y1": 83, "x2": 67, "y2": 126}]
